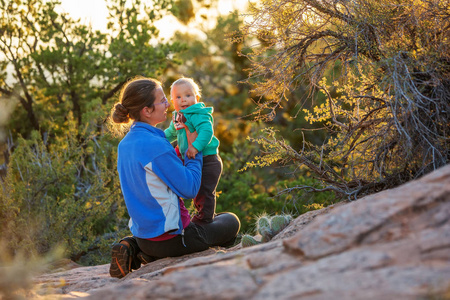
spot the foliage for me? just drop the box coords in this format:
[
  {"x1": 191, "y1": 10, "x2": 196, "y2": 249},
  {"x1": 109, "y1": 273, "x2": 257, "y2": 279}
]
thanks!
[
  {"x1": 161, "y1": 9, "x2": 329, "y2": 234},
  {"x1": 170, "y1": 0, "x2": 195, "y2": 24},
  {"x1": 0, "y1": 0, "x2": 182, "y2": 263},
  {"x1": 234, "y1": 0, "x2": 450, "y2": 199},
  {"x1": 216, "y1": 141, "x2": 284, "y2": 232},
  {"x1": 0, "y1": 0, "x2": 183, "y2": 137},
  {"x1": 163, "y1": 10, "x2": 254, "y2": 152},
  {"x1": 213, "y1": 131, "x2": 334, "y2": 233},
  {"x1": 0, "y1": 0, "x2": 337, "y2": 266},
  {"x1": 161, "y1": 11, "x2": 333, "y2": 234},
  {"x1": 0, "y1": 119, "x2": 127, "y2": 261}
]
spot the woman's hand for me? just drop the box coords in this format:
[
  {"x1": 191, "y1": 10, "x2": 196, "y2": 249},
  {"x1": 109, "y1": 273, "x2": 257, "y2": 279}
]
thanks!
[{"x1": 186, "y1": 145, "x2": 199, "y2": 159}]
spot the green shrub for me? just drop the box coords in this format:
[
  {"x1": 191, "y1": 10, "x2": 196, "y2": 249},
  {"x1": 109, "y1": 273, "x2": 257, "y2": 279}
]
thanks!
[
  {"x1": 0, "y1": 119, "x2": 127, "y2": 264},
  {"x1": 215, "y1": 140, "x2": 336, "y2": 234}
]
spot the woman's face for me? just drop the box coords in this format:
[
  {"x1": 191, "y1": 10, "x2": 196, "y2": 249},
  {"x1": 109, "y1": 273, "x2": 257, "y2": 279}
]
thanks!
[{"x1": 144, "y1": 86, "x2": 170, "y2": 126}]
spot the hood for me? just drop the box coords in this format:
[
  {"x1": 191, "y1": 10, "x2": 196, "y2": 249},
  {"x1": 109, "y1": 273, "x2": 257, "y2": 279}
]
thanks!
[{"x1": 179, "y1": 102, "x2": 213, "y2": 115}]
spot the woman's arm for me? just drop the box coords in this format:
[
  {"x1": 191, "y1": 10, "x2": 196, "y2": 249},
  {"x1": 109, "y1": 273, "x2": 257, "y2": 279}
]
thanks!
[{"x1": 151, "y1": 149, "x2": 203, "y2": 199}]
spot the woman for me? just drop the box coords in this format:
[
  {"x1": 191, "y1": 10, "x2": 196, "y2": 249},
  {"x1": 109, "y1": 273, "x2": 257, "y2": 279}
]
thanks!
[{"x1": 109, "y1": 76, "x2": 240, "y2": 278}]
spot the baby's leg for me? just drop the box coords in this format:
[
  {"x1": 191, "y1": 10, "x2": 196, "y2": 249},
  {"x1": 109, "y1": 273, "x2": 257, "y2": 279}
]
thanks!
[{"x1": 192, "y1": 154, "x2": 222, "y2": 223}]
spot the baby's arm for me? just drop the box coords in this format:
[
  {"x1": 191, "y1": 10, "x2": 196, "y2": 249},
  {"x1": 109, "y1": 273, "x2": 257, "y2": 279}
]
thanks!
[
  {"x1": 185, "y1": 126, "x2": 199, "y2": 159},
  {"x1": 190, "y1": 115, "x2": 214, "y2": 154},
  {"x1": 164, "y1": 121, "x2": 177, "y2": 143}
]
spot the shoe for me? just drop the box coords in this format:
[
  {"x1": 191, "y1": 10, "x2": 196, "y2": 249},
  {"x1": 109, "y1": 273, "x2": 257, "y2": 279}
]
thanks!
[
  {"x1": 109, "y1": 236, "x2": 141, "y2": 278},
  {"x1": 137, "y1": 251, "x2": 155, "y2": 265},
  {"x1": 109, "y1": 243, "x2": 131, "y2": 279}
]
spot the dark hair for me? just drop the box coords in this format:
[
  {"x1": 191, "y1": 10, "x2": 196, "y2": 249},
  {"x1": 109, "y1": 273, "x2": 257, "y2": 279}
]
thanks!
[{"x1": 111, "y1": 76, "x2": 162, "y2": 124}]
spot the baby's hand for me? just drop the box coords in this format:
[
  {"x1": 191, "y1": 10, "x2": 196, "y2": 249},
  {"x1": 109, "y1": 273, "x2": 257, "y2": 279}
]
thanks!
[{"x1": 186, "y1": 145, "x2": 199, "y2": 159}]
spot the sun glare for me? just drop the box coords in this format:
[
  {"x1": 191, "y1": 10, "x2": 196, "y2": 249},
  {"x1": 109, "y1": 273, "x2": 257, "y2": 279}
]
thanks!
[
  {"x1": 58, "y1": 0, "x2": 109, "y2": 32},
  {"x1": 58, "y1": 0, "x2": 248, "y2": 39}
]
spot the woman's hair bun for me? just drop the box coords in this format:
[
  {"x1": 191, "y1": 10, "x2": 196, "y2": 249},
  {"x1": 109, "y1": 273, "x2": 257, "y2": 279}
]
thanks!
[{"x1": 112, "y1": 102, "x2": 130, "y2": 123}]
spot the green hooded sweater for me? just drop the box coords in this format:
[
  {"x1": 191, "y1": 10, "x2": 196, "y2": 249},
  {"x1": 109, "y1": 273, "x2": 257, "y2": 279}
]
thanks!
[{"x1": 164, "y1": 102, "x2": 219, "y2": 159}]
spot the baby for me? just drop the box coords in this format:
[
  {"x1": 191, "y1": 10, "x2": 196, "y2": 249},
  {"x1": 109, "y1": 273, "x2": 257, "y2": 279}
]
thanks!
[{"x1": 165, "y1": 77, "x2": 221, "y2": 223}]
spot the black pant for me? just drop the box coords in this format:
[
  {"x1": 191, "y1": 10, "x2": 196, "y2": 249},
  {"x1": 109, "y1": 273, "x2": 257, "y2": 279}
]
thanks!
[
  {"x1": 136, "y1": 212, "x2": 240, "y2": 259},
  {"x1": 192, "y1": 154, "x2": 222, "y2": 223}
]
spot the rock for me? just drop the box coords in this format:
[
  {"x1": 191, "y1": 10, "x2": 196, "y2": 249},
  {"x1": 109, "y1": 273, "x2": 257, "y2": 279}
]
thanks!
[
  {"x1": 283, "y1": 165, "x2": 450, "y2": 259},
  {"x1": 32, "y1": 165, "x2": 450, "y2": 299}
]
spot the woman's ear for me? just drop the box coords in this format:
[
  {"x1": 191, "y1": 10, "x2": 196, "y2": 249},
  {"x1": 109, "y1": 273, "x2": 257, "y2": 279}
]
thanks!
[{"x1": 140, "y1": 106, "x2": 153, "y2": 121}]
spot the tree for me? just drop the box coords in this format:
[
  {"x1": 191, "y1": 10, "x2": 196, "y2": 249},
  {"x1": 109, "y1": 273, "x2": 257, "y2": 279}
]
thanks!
[
  {"x1": 0, "y1": 0, "x2": 182, "y2": 137},
  {"x1": 0, "y1": 0, "x2": 184, "y2": 262},
  {"x1": 235, "y1": 0, "x2": 450, "y2": 199},
  {"x1": 165, "y1": 4, "x2": 334, "y2": 231},
  {"x1": 165, "y1": 10, "x2": 254, "y2": 150}
]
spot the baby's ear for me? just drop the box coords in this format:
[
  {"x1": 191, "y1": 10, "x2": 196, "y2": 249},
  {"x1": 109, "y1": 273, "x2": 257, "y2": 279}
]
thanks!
[{"x1": 196, "y1": 94, "x2": 200, "y2": 102}]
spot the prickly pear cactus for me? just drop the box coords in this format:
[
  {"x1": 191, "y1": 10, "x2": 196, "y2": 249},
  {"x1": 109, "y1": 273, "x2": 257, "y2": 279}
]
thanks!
[
  {"x1": 259, "y1": 226, "x2": 273, "y2": 243},
  {"x1": 241, "y1": 214, "x2": 293, "y2": 247},
  {"x1": 256, "y1": 215, "x2": 273, "y2": 242},
  {"x1": 257, "y1": 215, "x2": 271, "y2": 229},
  {"x1": 241, "y1": 234, "x2": 261, "y2": 248},
  {"x1": 270, "y1": 214, "x2": 292, "y2": 235}
]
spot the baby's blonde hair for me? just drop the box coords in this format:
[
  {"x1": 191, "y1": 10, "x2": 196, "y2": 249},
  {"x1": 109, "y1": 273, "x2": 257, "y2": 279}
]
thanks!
[{"x1": 170, "y1": 77, "x2": 202, "y2": 98}]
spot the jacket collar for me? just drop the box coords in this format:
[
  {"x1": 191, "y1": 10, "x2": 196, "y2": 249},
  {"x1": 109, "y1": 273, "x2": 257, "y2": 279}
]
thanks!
[{"x1": 131, "y1": 121, "x2": 165, "y2": 137}]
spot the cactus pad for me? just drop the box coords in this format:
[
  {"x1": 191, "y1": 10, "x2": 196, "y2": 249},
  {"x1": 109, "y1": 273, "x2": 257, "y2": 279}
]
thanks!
[
  {"x1": 270, "y1": 214, "x2": 291, "y2": 235},
  {"x1": 256, "y1": 215, "x2": 273, "y2": 241},
  {"x1": 241, "y1": 234, "x2": 261, "y2": 248},
  {"x1": 257, "y1": 215, "x2": 271, "y2": 230}
]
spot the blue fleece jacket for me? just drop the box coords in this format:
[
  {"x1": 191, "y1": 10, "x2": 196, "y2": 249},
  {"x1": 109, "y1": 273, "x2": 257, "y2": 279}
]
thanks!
[{"x1": 117, "y1": 122, "x2": 203, "y2": 239}]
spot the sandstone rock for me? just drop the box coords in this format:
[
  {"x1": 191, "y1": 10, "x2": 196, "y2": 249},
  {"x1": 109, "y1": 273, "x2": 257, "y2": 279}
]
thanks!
[
  {"x1": 283, "y1": 165, "x2": 450, "y2": 259},
  {"x1": 31, "y1": 165, "x2": 450, "y2": 299}
]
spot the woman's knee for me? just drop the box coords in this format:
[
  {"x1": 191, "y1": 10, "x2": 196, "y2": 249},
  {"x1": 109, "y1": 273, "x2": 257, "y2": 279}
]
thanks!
[{"x1": 216, "y1": 212, "x2": 241, "y2": 234}]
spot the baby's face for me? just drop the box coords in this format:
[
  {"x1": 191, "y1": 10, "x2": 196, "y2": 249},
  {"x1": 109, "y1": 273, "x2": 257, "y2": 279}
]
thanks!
[{"x1": 171, "y1": 83, "x2": 199, "y2": 111}]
